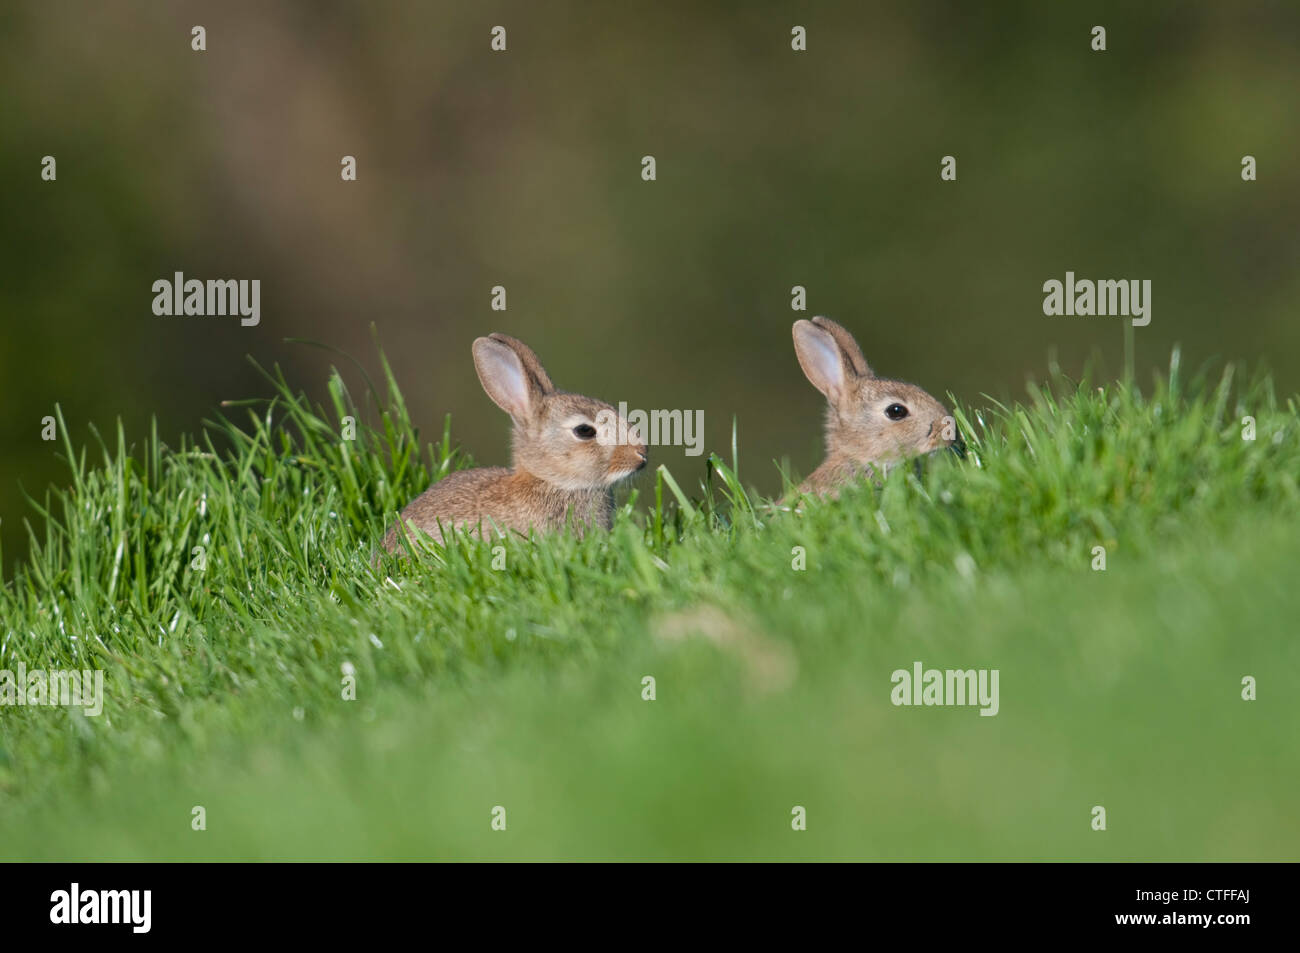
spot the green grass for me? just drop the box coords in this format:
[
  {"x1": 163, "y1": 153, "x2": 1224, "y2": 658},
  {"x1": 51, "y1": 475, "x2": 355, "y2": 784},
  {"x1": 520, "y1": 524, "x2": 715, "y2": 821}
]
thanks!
[{"x1": 1, "y1": 348, "x2": 1297, "y2": 860}]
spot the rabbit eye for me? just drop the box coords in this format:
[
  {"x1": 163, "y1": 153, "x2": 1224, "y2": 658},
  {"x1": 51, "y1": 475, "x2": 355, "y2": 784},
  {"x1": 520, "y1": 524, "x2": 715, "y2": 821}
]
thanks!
[
  {"x1": 885, "y1": 403, "x2": 909, "y2": 421},
  {"x1": 573, "y1": 424, "x2": 597, "y2": 440}
]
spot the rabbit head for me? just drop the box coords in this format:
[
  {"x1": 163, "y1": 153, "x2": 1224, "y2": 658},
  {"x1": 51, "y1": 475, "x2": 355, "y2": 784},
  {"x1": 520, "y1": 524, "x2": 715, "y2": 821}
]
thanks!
[
  {"x1": 472, "y1": 333, "x2": 648, "y2": 490},
  {"x1": 792, "y1": 316, "x2": 957, "y2": 478}
]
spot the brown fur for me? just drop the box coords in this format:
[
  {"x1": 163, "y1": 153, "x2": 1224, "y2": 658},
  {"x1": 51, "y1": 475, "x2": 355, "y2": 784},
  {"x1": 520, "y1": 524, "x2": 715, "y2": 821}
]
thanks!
[
  {"x1": 791, "y1": 316, "x2": 956, "y2": 497},
  {"x1": 380, "y1": 334, "x2": 646, "y2": 555}
]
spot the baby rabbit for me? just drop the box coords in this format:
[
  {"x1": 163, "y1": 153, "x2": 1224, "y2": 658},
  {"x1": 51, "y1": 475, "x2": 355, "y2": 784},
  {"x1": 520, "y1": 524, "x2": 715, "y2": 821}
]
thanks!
[
  {"x1": 381, "y1": 333, "x2": 647, "y2": 554},
  {"x1": 791, "y1": 315, "x2": 959, "y2": 496}
]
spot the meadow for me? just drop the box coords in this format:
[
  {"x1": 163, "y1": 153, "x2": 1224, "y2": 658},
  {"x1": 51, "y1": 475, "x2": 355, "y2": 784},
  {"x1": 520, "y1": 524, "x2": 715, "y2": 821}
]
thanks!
[{"x1": 1, "y1": 348, "x2": 1296, "y2": 860}]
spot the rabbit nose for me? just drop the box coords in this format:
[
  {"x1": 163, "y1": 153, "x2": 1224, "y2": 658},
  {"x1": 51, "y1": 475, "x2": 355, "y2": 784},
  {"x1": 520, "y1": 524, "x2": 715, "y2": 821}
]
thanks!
[
  {"x1": 634, "y1": 446, "x2": 648, "y2": 469},
  {"x1": 949, "y1": 434, "x2": 967, "y2": 459}
]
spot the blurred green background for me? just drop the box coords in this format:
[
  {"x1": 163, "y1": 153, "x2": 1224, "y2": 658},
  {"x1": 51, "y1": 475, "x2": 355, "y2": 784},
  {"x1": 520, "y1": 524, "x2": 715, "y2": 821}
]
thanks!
[{"x1": 3, "y1": 0, "x2": 1298, "y2": 572}]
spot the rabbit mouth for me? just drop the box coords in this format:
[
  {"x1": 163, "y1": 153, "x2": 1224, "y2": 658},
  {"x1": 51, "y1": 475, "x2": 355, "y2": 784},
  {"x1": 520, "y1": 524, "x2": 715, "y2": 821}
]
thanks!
[
  {"x1": 607, "y1": 457, "x2": 648, "y2": 485},
  {"x1": 611, "y1": 447, "x2": 648, "y2": 483},
  {"x1": 910, "y1": 438, "x2": 965, "y2": 478}
]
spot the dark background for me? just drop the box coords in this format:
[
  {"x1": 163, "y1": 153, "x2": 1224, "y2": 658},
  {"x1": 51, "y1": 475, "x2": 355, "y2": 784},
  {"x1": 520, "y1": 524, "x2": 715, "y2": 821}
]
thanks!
[{"x1": 3, "y1": 0, "x2": 1298, "y2": 573}]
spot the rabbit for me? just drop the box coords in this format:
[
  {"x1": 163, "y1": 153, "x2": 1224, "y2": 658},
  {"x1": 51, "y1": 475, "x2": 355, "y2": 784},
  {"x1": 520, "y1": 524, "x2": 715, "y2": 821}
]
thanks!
[
  {"x1": 790, "y1": 315, "x2": 961, "y2": 496},
  {"x1": 380, "y1": 332, "x2": 648, "y2": 555}
]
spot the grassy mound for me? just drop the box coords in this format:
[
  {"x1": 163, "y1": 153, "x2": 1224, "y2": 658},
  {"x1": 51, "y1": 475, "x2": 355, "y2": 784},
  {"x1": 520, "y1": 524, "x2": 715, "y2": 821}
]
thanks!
[{"x1": 1, "y1": 350, "x2": 1296, "y2": 859}]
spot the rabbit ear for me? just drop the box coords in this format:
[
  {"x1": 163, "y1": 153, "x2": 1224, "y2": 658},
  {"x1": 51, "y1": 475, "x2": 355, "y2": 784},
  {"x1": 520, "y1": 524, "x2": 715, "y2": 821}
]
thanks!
[
  {"x1": 809, "y1": 316, "x2": 872, "y2": 378},
  {"x1": 487, "y1": 333, "x2": 555, "y2": 394},
  {"x1": 473, "y1": 336, "x2": 546, "y2": 423},
  {"x1": 793, "y1": 319, "x2": 864, "y2": 407}
]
